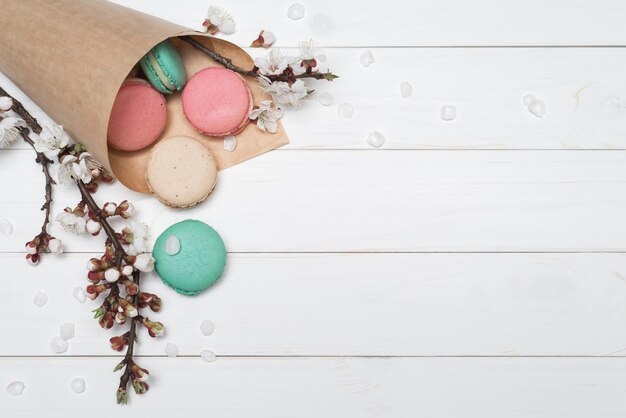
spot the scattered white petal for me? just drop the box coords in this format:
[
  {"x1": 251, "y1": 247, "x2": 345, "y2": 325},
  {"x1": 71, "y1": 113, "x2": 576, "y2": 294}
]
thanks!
[
  {"x1": 440, "y1": 105, "x2": 458, "y2": 121},
  {"x1": 527, "y1": 99, "x2": 546, "y2": 118},
  {"x1": 0, "y1": 218, "x2": 13, "y2": 235},
  {"x1": 34, "y1": 291, "x2": 48, "y2": 307},
  {"x1": 60, "y1": 323, "x2": 75, "y2": 341},
  {"x1": 165, "y1": 343, "x2": 179, "y2": 358},
  {"x1": 224, "y1": 135, "x2": 237, "y2": 152},
  {"x1": 200, "y1": 350, "x2": 217, "y2": 363},
  {"x1": 359, "y1": 50, "x2": 375, "y2": 67},
  {"x1": 50, "y1": 336, "x2": 68, "y2": 354},
  {"x1": 70, "y1": 377, "x2": 85, "y2": 394},
  {"x1": 6, "y1": 381, "x2": 25, "y2": 396},
  {"x1": 318, "y1": 92, "x2": 334, "y2": 106},
  {"x1": 287, "y1": 3, "x2": 305, "y2": 20},
  {"x1": 337, "y1": 103, "x2": 354, "y2": 119},
  {"x1": 366, "y1": 131, "x2": 385, "y2": 148},
  {"x1": 200, "y1": 319, "x2": 216, "y2": 336},
  {"x1": 73, "y1": 287, "x2": 86, "y2": 304},
  {"x1": 165, "y1": 235, "x2": 181, "y2": 256},
  {"x1": 523, "y1": 94, "x2": 536, "y2": 107},
  {"x1": 400, "y1": 82, "x2": 413, "y2": 98}
]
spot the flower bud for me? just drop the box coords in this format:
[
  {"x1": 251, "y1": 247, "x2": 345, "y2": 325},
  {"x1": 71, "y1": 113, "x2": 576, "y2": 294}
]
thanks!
[
  {"x1": 110, "y1": 335, "x2": 129, "y2": 352},
  {"x1": 115, "y1": 312, "x2": 127, "y2": 324},
  {"x1": 86, "y1": 258, "x2": 102, "y2": 272},
  {"x1": 25, "y1": 241, "x2": 38, "y2": 255},
  {"x1": 118, "y1": 200, "x2": 135, "y2": 219},
  {"x1": 86, "y1": 219, "x2": 102, "y2": 235},
  {"x1": 99, "y1": 311, "x2": 115, "y2": 329},
  {"x1": 104, "y1": 268, "x2": 121, "y2": 283},
  {"x1": 121, "y1": 265, "x2": 134, "y2": 277},
  {"x1": 0, "y1": 96, "x2": 13, "y2": 111},
  {"x1": 102, "y1": 202, "x2": 117, "y2": 216},
  {"x1": 26, "y1": 253, "x2": 40, "y2": 266},
  {"x1": 48, "y1": 238, "x2": 63, "y2": 254},
  {"x1": 142, "y1": 318, "x2": 165, "y2": 338}
]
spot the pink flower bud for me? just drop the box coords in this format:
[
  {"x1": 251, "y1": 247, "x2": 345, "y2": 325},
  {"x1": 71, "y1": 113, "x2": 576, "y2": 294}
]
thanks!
[
  {"x1": 25, "y1": 241, "x2": 38, "y2": 255},
  {"x1": 115, "y1": 312, "x2": 127, "y2": 324},
  {"x1": 103, "y1": 202, "x2": 117, "y2": 216},
  {"x1": 86, "y1": 219, "x2": 102, "y2": 235},
  {"x1": 26, "y1": 253, "x2": 40, "y2": 266},
  {"x1": 110, "y1": 335, "x2": 128, "y2": 352},
  {"x1": 104, "y1": 268, "x2": 121, "y2": 283},
  {"x1": 48, "y1": 238, "x2": 63, "y2": 254}
]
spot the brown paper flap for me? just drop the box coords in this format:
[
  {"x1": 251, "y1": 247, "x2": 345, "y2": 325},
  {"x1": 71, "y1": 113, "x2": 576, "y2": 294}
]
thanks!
[{"x1": 0, "y1": 0, "x2": 288, "y2": 193}]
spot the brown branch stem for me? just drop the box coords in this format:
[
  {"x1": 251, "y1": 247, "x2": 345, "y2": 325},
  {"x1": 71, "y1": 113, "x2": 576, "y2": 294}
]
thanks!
[
  {"x1": 19, "y1": 129, "x2": 54, "y2": 247},
  {"x1": 0, "y1": 86, "x2": 42, "y2": 134},
  {"x1": 179, "y1": 36, "x2": 338, "y2": 84}
]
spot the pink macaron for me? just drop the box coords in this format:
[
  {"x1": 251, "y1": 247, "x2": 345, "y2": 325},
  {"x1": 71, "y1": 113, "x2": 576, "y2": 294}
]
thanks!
[
  {"x1": 182, "y1": 67, "x2": 252, "y2": 137},
  {"x1": 107, "y1": 79, "x2": 168, "y2": 152}
]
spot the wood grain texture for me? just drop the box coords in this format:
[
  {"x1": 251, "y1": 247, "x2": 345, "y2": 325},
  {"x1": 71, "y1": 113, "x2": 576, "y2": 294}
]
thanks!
[
  {"x1": 5, "y1": 47, "x2": 626, "y2": 151},
  {"x1": 3, "y1": 253, "x2": 626, "y2": 356},
  {"x1": 2, "y1": 149, "x2": 626, "y2": 253},
  {"x1": 3, "y1": 357, "x2": 626, "y2": 417},
  {"x1": 109, "y1": 0, "x2": 626, "y2": 47}
]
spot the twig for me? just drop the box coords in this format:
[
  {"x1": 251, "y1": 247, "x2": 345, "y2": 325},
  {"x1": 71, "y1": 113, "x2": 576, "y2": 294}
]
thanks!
[
  {"x1": 19, "y1": 129, "x2": 54, "y2": 251},
  {"x1": 180, "y1": 36, "x2": 339, "y2": 83}
]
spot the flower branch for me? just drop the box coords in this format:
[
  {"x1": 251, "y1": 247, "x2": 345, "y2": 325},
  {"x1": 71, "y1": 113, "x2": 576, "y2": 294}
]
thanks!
[{"x1": 0, "y1": 87, "x2": 162, "y2": 404}]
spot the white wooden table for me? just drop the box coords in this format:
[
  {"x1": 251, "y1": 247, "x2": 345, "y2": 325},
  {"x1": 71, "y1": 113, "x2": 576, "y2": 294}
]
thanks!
[{"x1": 3, "y1": 1, "x2": 626, "y2": 416}]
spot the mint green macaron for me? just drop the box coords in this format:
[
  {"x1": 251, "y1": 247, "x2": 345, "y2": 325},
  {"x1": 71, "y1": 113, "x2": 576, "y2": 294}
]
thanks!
[
  {"x1": 140, "y1": 39, "x2": 187, "y2": 94},
  {"x1": 153, "y1": 220, "x2": 226, "y2": 296}
]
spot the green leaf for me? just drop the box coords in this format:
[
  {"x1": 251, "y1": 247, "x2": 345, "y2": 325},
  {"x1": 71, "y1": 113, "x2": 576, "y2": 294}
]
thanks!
[
  {"x1": 92, "y1": 307, "x2": 105, "y2": 319},
  {"x1": 113, "y1": 360, "x2": 125, "y2": 372},
  {"x1": 116, "y1": 388, "x2": 128, "y2": 405},
  {"x1": 323, "y1": 72, "x2": 339, "y2": 81}
]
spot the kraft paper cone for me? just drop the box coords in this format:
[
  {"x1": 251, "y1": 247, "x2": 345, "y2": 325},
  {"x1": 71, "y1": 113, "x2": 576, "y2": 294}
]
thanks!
[{"x1": 0, "y1": 0, "x2": 289, "y2": 193}]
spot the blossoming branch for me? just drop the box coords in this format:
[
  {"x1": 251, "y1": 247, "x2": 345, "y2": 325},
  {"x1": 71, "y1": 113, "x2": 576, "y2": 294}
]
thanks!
[{"x1": 0, "y1": 86, "x2": 163, "y2": 405}]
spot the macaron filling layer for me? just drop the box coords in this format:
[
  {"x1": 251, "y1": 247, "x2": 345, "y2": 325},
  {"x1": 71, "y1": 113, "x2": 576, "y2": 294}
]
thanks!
[{"x1": 144, "y1": 51, "x2": 178, "y2": 92}]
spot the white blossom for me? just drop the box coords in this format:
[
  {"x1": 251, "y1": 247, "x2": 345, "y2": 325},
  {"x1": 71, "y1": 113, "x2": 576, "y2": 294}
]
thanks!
[
  {"x1": 254, "y1": 49, "x2": 292, "y2": 76},
  {"x1": 103, "y1": 202, "x2": 117, "y2": 216},
  {"x1": 0, "y1": 116, "x2": 21, "y2": 149},
  {"x1": 299, "y1": 39, "x2": 325, "y2": 63},
  {"x1": 123, "y1": 222, "x2": 150, "y2": 255},
  {"x1": 0, "y1": 96, "x2": 13, "y2": 111},
  {"x1": 48, "y1": 238, "x2": 63, "y2": 254},
  {"x1": 249, "y1": 100, "x2": 283, "y2": 133},
  {"x1": 259, "y1": 76, "x2": 309, "y2": 108},
  {"x1": 205, "y1": 6, "x2": 236, "y2": 34},
  {"x1": 134, "y1": 253, "x2": 155, "y2": 273},
  {"x1": 56, "y1": 153, "x2": 92, "y2": 185},
  {"x1": 32, "y1": 125, "x2": 70, "y2": 160},
  {"x1": 56, "y1": 211, "x2": 86, "y2": 235}
]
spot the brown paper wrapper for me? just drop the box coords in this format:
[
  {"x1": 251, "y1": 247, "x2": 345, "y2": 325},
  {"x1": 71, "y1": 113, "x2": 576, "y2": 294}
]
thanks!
[{"x1": 0, "y1": 0, "x2": 289, "y2": 193}]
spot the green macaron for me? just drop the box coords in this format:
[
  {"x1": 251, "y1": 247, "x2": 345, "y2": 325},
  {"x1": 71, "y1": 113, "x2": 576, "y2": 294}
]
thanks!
[
  {"x1": 152, "y1": 220, "x2": 226, "y2": 296},
  {"x1": 140, "y1": 39, "x2": 187, "y2": 94}
]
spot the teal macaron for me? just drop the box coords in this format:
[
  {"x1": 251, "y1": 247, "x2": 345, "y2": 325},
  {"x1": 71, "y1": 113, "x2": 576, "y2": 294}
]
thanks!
[
  {"x1": 140, "y1": 39, "x2": 187, "y2": 94},
  {"x1": 153, "y1": 220, "x2": 226, "y2": 296}
]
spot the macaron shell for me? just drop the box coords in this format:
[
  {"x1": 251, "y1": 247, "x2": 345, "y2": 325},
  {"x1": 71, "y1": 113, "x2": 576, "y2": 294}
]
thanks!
[
  {"x1": 140, "y1": 39, "x2": 188, "y2": 94},
  {"x1": 107, "y1": 79, "x2": 167, "y2": 151},
  {"x1": 182, "y1": 67, "x2": 253, "y2": 137},
  {"x1": 146, "y1": 136, "x2": 218, "y2": 208},
  {"x1": 153, "y1": 220, "x2": 227, "y2": 296}
]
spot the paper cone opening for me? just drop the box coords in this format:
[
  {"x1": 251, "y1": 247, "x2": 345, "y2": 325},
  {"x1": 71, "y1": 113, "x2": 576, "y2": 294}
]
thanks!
[{"x1": 0, "y1": 0, "x2": 288, "y2": 193}]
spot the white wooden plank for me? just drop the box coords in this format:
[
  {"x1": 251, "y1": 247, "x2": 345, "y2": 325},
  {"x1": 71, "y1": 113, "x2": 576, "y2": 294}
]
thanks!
[
  {"x1": 109, "y1": 0, "x2": 626, "y2": 47},
  {"x1": 2, "y1": 357, "x2": 626, "y2": 417},
  {"x1": 1, "y1": 150, "x2": 626, "y2": 253},
  {"x1": 3, "y1": 253, "x2": 626, "y2": 356},
  {"x1": 5, "y1": 47, "x2": 626, "y2": 151}
]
